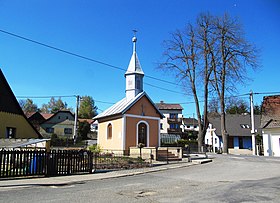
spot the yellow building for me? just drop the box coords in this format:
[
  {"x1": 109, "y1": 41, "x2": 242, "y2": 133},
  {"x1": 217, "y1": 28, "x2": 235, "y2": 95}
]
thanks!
[
  {"x1": 94, "y1": 36, "x2": 163, "y2": 153},
  {"x1": 0, "y1": 69, "x2": 41, "y2": 139}
]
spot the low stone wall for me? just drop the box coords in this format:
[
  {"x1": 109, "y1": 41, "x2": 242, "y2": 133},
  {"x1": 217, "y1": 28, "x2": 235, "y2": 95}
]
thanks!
[
  {"x1": 129, "y1": 147, "x2": 157, "y2": 160},
  {"x1": 229, "y1": 148, "x2": 253, "y2": 155},
  {"x1": 158, "y1": 147, "x2": 182, "y2": 159}
]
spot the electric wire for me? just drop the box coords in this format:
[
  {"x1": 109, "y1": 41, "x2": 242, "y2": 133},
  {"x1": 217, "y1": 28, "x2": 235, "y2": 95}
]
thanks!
[{"x1": 0, "y1": 29, "x2": 180, "y2": 89}]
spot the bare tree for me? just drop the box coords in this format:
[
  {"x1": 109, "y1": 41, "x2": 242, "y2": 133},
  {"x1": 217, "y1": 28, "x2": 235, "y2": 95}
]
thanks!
[
  {"x1": 210, "y1": 14, "x2": 259, "y2": 153},
  {"x1": 160, "y1": 13, "x2": 215, "y2": 152},
  {"x1": 160, "y1": 13, "x2": 259, "y2": 153}
]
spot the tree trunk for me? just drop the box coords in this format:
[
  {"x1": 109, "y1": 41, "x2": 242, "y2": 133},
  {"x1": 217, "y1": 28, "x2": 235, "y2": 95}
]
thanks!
[{"x1": 220, "y1": 96, "x2": 228, "y2": 153}]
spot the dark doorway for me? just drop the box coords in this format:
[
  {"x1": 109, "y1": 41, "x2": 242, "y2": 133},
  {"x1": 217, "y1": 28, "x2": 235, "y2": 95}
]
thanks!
[
  {"x1": 238, "y1": 137, "x2": 244, "y2": 149},
  {"x1": 138, "y1": 123, "x2": 147, "y2": 147}
]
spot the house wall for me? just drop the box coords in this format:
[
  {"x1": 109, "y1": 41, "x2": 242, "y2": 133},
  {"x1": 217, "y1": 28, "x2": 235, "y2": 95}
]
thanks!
[
  {"x1": 204, "y1": 126, "x2": 220, "y2": 149},
  {"x1": 0, "y1": 112, "x2": 38, "y2": 139},
  {"x1": 40, "y1": 120, "x2": 74, "y2": 137},
  {"x1": 263, "y1": 128, "x2": 280, "y2": 156},
  {"x1": 158, "y1": 109, "x2": 183, "y2": 134},
  {"x1": 97, "y1": 117, "x2": 123, "y2": 151},
  {"x1": 40, "y1": 112, "x2": 75, "y2": 138}
]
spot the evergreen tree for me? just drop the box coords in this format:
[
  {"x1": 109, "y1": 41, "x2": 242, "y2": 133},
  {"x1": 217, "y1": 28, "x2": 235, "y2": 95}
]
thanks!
[{"x1": 78, "y1": 96, "x2": 98, "y2": 119}]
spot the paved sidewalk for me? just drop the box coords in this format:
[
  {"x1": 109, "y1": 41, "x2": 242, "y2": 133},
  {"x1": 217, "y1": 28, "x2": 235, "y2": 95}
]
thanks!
[{"x1": 0, "y1": 158, "x2": 211, "y2": 189}]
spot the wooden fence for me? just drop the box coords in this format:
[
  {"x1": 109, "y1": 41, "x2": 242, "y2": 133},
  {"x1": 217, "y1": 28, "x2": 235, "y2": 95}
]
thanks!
[{"x1": 0, "y1": 149, "x2": 93, "y2": 178}]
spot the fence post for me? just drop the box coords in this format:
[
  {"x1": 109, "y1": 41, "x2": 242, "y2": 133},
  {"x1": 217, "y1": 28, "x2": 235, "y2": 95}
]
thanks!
[
  {"x1": 94, "y1": 153, "x2": 97, "y2": 172},
  {"x1": 166, "y1": 147, "x2": 169, "y2": 164},
  {"x1": 89, "y1": 151, "x2": 93, "y2": 174}
]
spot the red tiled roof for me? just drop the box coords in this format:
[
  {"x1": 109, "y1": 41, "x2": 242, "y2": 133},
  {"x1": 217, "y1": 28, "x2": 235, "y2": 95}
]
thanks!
[
  {"x1": 40, "y1": 113, "x2": 54, "y2": 120},
  {"x1": 261, "y1": 95, "x2": 280, "y2": 128},
  {"x1": 78, "y1": 118, "x2": 94, "y2": 124},
  {"x1": 25, "y1": 112, "x2": 37, "y2": 118},
  {"x1": 155, "y1": 102, "x2": 183, "y2": 110}
]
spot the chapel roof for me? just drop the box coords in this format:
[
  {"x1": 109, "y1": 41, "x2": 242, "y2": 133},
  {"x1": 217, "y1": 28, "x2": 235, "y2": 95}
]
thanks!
[{"x1": 93, "y1": 91, "x2": 163, "y2": 120}]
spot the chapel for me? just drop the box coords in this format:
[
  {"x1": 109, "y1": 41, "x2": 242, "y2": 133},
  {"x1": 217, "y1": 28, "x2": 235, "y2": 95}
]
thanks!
[{"x1": 93, "y1": 35, "x2": 163, "y2": 153}]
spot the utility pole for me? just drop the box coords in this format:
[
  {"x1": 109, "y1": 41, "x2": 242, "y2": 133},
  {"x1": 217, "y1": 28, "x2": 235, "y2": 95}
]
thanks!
[
  {"x1": 73, "y1": 95, "x2": 80, "y2": 144},
  {"x1": 250, "y1": 91, "x2": 256, "y2": 155}
]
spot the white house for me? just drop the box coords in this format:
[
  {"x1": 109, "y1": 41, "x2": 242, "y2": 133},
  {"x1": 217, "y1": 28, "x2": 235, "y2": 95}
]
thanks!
[
  {"x1": 205, "y1": 114, "x2": 261, "y2": 154},
  {"x1": 204, "y1": 123, "x2": 221, "y2": 152},
  {"x1": 261, "y1": 95, "x2": 280, "y2": 156}
]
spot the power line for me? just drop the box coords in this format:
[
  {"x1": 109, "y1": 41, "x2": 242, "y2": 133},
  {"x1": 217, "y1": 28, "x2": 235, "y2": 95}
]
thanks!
[
  {"x1": 145, "y1": 82, "x2": 190, "y2": 95},
  {"x1": 16, "y1": 91, "x2": 278, "y2": 107},
  {"x1": 254, "y1": 91, "x2": 280, "y2": 95},
  {"x1": 0, "y1": 29, "x2": 180, "y2": 89},
  {"x1": 17, "y1": 95, "x2": 76, "y2": 99}
]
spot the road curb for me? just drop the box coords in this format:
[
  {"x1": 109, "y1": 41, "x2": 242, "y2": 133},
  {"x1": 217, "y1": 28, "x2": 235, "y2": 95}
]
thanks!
[{"x1": 0, "y1": 161, "x2": 205, "y2": 189}]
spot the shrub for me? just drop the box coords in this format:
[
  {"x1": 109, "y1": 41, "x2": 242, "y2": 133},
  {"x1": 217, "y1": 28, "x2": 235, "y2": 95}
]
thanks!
[{"x1": 88, "y1": 144, "x2": 102, "y2": 154}]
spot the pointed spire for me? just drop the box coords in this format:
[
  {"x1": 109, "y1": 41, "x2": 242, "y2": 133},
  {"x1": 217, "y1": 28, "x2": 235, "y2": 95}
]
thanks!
[
  {"x1": 125, "y1": 30, "x2": 144, "y2": 76},
  {"x1": 125, "y1": 31, "x2": 144, "y2": 100}
]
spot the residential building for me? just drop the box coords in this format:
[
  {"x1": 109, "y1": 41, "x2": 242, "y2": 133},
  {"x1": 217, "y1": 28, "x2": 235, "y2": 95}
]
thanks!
[
  {"x1": 182, "y1": 117, "x2": 199, "y2": 132},
  {"x1": 155, "y1": 101, "x2": 183, "y2": 135},
  {"x1": 261, "y1": 95, "x2": 280, "y2": 156},
  {"x1": 39, "y1": 110, "x2": 75, "y2": 138},
  {"x1": 26, "y1": 111, "x2": 52, "y2": 131},
  {"x1": 0, "y1": 69, "x2": 41, "y2": 139},
  {"x1": 94, "y1": 36, "x2": 163, "y2": 153},
  {"x1": 205, "y1": 114, "x2": 261, "y2": 154}
]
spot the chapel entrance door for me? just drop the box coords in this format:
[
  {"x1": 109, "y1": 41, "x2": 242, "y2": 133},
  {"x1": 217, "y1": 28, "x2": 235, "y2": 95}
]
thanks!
[{"x1": 138, "y1": 123, "x2": 147, "y2": 147}]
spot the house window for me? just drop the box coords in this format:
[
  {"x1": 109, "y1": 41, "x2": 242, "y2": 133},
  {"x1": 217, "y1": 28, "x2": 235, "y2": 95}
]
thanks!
[
  {"x1": 6, "y1": 127, "x2": 16, "y2": 139},
  {"x1": 160, "y1": 123, "x2": 163, "y2": 130},
  {"x1": 46, "y1": 127, "x2": 54, "y2": 133},
  {"x1": 240, "y1": 124, "x2": 250, "y2": 129},
  {"x1": 107, "y1": 123, "x2": 112, "y2": 139},
  {"x1": 64, "y1": 128, "x2": 72, "y2": 134},
  {"x1": 170, "y1": 124, "x2": 175, "y2": 129},
  {"x1": 215, "y1": 138, "x2": 217, "y2": 144},
  {"x1": 170, "y1": 113, "x2": 178, "y2": 119}
]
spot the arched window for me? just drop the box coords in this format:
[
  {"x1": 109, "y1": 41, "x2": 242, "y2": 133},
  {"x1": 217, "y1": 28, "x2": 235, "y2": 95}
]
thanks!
[
  {"x1": 138, "y1": 122, "x2": 147, "y2": 147},
  {"x1": 107, "y1": 123, "x2": 112, "y2": 139}
]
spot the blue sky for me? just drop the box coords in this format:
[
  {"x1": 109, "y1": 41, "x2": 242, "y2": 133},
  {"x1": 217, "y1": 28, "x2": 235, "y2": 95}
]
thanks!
[{"x1": 0, "y1": 0, "x2": 279, "y2": 117}]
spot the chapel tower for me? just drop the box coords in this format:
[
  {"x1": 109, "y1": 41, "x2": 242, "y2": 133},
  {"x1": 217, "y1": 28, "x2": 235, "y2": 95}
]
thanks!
[{"x1": 125, "y1": 34, "x2": 144, "y2": 101}]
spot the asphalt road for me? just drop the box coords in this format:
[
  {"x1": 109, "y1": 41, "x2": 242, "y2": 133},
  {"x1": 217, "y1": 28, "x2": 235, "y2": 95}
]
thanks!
[{"x1": 1, "y1": 154, "x2": 280, "y2": 203}]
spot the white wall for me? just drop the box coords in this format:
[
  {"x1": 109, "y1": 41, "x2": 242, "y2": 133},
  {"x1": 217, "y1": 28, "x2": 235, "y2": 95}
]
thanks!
[{"x1": 262, "y1": 128, "x2": 280, "y2": 157}]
